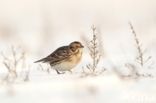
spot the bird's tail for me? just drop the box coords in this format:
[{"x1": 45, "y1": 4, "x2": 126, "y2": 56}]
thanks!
[{"x1": 34, "y1": 58, "x2": 46, "y2": 63}]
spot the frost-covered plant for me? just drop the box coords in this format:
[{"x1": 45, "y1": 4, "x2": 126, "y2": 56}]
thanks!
[
  {"x1": 124, "y1": 22, "x2": 154, "y2": 79},
  {"x1": 0, "y1": 46, "x2": 30, "y2": 84},
  {"x1": 81, "y1": 25, "x2": 106, "y2": 77}
]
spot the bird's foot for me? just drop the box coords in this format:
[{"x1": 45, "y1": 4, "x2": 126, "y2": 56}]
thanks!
[
  {"x1": 56, "y1": 70, "x2": 65, "y2": 74},
  {"x1": 68, "y1": 70, "x2": 73, "y2": 74}
]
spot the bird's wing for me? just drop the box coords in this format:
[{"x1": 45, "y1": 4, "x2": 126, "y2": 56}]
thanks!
[{"x1": 41, "y1": 46, "x2": 72, "y2": 64}]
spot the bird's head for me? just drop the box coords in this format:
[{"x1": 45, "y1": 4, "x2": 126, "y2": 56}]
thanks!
[{"x1": 69, "y1": 41, "x2": 84, "y2": 52}]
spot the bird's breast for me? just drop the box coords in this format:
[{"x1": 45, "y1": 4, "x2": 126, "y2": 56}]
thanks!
[
  {"x1": 53, "y1": 49, "x2": 83, "y2": 71},
  {"x1": 72, "y1": 49, "x2": 82, "y2": 62}
]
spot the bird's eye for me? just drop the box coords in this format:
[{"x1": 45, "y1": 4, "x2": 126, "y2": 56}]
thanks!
[{"x1": 76, "y1": 45, "x2": 80, "y2": 48}]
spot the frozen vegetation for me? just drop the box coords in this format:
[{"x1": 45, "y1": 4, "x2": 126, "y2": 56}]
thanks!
[{"x1": 0, "y1": 0, "x2": 156, "y2": 103}]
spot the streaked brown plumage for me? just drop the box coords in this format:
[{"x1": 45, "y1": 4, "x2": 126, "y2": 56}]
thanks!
[{"x1": 35, "y1": 41, "x2": 84, "y2": 74}]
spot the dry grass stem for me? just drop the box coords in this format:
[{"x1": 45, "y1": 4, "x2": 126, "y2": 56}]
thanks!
[
  {"x1": 129, "y1": 22, "x2": 144, "y2": 67},
  {"x1": 129, "y1": 22, "x2": 152, "y2": 67},
  {"x1": 124, "y1": 22, "x2": 154, "y2": 79},
  {"x1": 0, "y1": 45, "x2": 30, "y2": 84},
  {"x1": 38, "y1": 64, "x2": 51, "y2": 74},
  {"x1": 81, "y1": 25, "x2": 106, "y2": 77}
]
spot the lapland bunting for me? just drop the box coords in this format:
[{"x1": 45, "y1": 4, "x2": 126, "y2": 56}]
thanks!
[{"x1": 35, "y1": 41, "x2": 84, "y2": 74}]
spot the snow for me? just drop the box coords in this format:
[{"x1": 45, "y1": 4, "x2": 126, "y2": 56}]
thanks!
[
  {"x1": 0, "y1": 73, "x2": 156, "y2": 103},
  {"x1": 0, "y1": 0, "x2": 156, "y2": 103}
]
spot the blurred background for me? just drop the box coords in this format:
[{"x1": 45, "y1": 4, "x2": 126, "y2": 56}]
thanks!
[
  {"x1": 0, "y1": 0, "x2": 156, "y2": 62},
  {"x1": 0, "y1": 0, "x2": 156, "y2": 103}
]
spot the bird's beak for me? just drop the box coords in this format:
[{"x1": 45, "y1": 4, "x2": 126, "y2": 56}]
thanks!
[{"x1": 81, "y1": 45, "x2": 84, "y2": 48}]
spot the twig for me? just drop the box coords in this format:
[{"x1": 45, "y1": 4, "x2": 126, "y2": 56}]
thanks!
[
  {"x1": 129, "y1": 22, "x2": 144, "y2": 67},
  {"x1": 81, "y1": 25, "x2": 105, "y2": 77}
]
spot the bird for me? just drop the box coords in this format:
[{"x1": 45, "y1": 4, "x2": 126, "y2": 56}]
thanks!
[{"x1": 34, "y1": 41, "x2": 84, "y2": 74}]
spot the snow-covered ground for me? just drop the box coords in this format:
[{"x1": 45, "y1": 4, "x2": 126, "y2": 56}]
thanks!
[
  {"x1": 1, "y1": 72, "x2": 156, "y2": 103},
  {"x1": 0, "y1": 0, "x2": 156, "y2": 103}
]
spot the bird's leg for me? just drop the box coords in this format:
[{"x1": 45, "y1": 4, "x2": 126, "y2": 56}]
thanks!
[
  {"x1": 55, "y1": 69, "x2": 61, "y2": 74},
  {"x1": 68, "y1": 70, "x2": 72, "y2": 74},
  {"x1": 55, "y1": 70, "x2": 65, "y2": 74}
]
